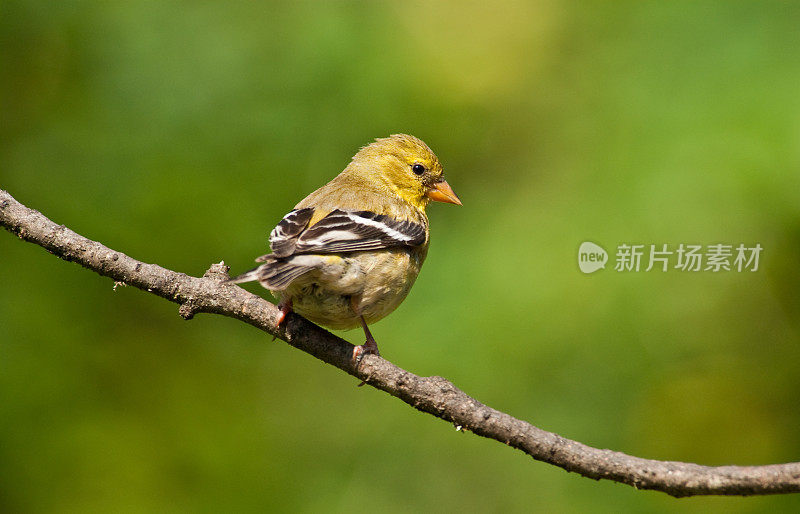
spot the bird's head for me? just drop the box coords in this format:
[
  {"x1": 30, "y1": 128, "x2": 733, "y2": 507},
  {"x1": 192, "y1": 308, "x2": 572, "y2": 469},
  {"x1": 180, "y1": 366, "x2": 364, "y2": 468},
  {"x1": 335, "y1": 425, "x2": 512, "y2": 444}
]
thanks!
[{"x1": 348, "y1": 134, "x2": 461, "y2": 211}]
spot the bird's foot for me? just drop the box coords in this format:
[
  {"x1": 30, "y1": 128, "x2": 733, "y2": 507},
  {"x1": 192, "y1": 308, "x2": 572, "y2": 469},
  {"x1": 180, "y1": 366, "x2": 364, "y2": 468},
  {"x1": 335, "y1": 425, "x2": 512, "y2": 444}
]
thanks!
[
  {"x1": 353, "y1": 337, "x2": 380, "y2": 387},
  {"x1": 352, "y1": 312, "x2": 379, "y2": 386},
  {"x1": 272, "y1": 299, "x2": 293, "y2": 341},
  {"x1": 352, "y1": 337, "x2": 380, "y2": 365}
]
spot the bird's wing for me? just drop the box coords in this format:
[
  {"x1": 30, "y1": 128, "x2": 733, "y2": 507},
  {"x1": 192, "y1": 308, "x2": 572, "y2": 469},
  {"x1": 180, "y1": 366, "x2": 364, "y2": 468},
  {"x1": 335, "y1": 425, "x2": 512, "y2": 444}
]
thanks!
[
  {"x1": 266, "y1": 208, "x2": 425, "y2": 257},
  {"x1": 267, "y1": 208, "x2": 316, "y2": 258}
]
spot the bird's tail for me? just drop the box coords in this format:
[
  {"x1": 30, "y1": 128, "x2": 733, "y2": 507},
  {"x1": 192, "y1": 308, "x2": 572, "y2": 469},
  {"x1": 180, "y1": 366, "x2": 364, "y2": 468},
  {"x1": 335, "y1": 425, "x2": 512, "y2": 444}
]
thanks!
[
  {"x1": 228, "y1": 254, "x2": 314, "y2": 290},
  {"x1": 227, "y1": 267, "x2": 262, "y2": 285}
]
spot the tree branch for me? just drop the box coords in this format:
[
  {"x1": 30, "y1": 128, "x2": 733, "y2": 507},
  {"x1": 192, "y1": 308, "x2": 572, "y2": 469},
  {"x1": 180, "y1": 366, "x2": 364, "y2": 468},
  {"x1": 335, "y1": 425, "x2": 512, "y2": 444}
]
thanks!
[{"x1": 1, "y1": 188, "x2": 798, "y2": 498}]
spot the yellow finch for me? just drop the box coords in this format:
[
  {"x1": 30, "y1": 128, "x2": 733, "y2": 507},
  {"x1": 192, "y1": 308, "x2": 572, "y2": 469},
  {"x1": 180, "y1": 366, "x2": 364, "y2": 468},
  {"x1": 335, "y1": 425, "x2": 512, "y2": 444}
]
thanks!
[{"x1": 230, "y1": 134, "x2": 461, "y2": 361}]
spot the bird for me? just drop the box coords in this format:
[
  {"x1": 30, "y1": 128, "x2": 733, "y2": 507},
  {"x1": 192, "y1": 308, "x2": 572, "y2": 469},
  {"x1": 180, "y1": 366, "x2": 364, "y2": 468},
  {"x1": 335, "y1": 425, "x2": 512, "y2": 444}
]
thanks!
[{"x1": 229, "y1": 134, "x2": 461, "y2": 363}]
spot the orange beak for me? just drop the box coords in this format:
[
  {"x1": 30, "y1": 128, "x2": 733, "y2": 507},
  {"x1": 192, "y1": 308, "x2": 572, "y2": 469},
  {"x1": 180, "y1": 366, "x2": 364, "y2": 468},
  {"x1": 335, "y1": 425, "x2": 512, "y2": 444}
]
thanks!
[{"x1": 426, "y1": 180, "x2": 462, "y2": 206}]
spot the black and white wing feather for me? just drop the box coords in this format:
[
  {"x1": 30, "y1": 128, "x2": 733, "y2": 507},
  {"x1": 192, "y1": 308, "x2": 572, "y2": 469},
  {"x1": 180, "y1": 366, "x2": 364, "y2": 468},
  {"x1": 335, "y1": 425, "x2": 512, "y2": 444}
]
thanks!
[
  {"x1": 292, "y1": 209, "x2": 426, "y2": 255},
  {"x1": 267, "y1": 208, "x2": 315, "y2": 258}
]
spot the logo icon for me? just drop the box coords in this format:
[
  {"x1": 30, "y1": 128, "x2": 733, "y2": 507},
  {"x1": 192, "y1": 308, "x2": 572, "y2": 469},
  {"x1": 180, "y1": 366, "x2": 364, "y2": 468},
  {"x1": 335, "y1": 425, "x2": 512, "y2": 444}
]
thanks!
[{"x1": 578, "y1": 241, "x2": 608, "y2": 274}]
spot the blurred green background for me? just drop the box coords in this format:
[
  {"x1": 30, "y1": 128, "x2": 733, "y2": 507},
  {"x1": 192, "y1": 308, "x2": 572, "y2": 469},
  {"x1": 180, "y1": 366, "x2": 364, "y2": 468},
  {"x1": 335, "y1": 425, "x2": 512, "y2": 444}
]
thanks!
[{"x1": 2, "y1": 1, "x2": 800, "y2": 512}]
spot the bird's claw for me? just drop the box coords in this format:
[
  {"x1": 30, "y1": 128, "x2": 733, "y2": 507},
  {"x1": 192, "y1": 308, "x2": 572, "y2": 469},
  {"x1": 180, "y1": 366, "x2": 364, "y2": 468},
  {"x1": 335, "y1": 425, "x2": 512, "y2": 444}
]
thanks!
[
  {"x1": 352, "y1": 314, "x2": 380, "y2": 386},
  {"x1": 352, "y1": 337, "x2": 380, "y2": 365},
  {"x1": 272, "y1": 299, "x2": 293, "y2": 341},
  {"x1": 353, "y1": 337, "x2": 380, "y2": 386}
]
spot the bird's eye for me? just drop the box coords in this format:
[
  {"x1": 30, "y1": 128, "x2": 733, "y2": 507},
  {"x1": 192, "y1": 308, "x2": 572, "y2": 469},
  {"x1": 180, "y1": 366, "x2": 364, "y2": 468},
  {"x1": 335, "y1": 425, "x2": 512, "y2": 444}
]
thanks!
[{"x1": 412, "y1": 163, "x2": 425, "y2": 175}]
